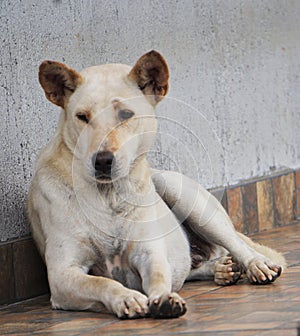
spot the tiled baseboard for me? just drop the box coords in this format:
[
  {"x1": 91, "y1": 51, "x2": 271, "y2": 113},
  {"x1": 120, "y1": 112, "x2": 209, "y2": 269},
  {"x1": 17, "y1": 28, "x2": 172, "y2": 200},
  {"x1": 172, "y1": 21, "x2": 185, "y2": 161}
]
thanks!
[
  {"x1": 210, "y1": 168, "x2": 299, "y2": 234},
  {"x1": 0, "y1": 168, "x2": 299, "y2": 305},
  {"x1": 0, "y1": 237, "x2": 49, "y2": 305}
]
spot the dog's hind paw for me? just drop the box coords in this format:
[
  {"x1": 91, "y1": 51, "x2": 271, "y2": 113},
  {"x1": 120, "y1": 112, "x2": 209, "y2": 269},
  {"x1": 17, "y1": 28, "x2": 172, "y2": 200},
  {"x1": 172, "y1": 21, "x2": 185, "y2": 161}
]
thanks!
[
  {"x1": 149, "y1": 292, "x2": 187, "y2": 318},
  {"x1": 214, "y1": 256, "x2": 242, "y2": 286},
  {"x1": 246, "y1": 257, "x2": 282, "y2": 285}
]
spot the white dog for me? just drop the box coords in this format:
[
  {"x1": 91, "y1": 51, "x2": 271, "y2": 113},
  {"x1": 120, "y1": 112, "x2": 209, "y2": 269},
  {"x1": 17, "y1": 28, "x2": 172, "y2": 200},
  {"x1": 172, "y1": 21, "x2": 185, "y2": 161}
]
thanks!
[{"x1": 27, "y1": 51, "x2": 286, "y2": 319}]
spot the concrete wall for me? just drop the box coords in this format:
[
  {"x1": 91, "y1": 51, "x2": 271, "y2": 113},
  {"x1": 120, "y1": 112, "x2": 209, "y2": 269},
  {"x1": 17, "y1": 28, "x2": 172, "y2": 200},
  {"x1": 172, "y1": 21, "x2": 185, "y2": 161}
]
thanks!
[{"x1": 1, "y1": 0, "x2": 299, "y2": 241}]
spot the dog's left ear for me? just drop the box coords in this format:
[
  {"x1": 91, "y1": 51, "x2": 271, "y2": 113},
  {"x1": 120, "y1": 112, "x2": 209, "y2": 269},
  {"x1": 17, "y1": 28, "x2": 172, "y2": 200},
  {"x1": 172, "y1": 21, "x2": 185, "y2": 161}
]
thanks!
[{"x1": 128, "y1": 50, "x2": 169, "y2": 105}]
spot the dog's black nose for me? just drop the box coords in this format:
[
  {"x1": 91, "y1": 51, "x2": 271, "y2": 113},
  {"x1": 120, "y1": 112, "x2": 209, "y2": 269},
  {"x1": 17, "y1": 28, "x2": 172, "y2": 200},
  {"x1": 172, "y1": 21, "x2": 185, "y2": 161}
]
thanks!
[{"x1": 92, "y1": 151, "x2": 115, "y2": 177}]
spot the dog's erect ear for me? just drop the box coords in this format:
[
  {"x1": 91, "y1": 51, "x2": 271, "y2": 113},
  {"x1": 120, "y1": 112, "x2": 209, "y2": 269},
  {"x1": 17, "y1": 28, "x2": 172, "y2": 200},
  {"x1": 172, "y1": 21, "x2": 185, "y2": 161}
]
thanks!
[
  {"x1": 128, "y1": 50, "x2": 169, "y2": 105},
  {"x1": 39, "y1": 61, "x2": 82, "y2": 108}
]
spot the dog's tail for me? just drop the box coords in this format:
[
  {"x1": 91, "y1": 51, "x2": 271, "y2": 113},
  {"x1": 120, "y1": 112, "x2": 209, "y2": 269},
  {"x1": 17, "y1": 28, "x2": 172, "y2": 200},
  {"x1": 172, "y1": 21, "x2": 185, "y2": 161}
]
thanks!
[{"x1": 237, "y1": 232, "x2": 287, "y2": 271}]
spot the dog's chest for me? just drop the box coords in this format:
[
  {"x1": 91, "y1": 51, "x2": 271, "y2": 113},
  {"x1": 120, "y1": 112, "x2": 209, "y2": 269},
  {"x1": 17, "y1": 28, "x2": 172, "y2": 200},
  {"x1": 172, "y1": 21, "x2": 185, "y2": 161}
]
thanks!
[
  {"x1": 89, "y1": 235, "x2": 137, "y2": 287},
  {"x1": 104, "y1": 254, "x2": 127, "y2": 284}
]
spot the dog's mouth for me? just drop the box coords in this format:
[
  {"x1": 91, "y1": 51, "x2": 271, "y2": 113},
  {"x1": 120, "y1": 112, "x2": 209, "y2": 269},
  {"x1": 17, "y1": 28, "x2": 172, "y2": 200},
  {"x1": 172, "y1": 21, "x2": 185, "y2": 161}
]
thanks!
[{"x1": 94, "y1": 173, "x2": 113, "y2": 183}]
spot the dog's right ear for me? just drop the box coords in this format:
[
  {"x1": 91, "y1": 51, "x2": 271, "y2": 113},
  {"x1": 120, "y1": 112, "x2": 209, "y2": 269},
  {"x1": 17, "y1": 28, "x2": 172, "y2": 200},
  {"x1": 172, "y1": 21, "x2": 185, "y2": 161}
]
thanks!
[{"x1": 39, "y1": 61, "x2": 82, "y2": 108}]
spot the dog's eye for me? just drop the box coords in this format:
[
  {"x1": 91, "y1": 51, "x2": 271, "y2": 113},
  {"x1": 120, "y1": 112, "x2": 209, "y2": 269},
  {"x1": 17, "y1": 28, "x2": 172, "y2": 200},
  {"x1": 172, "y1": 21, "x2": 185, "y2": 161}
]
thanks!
[
  {"x1": 76, "y1": 113, "x2": 89, "y2": 123},
  {"x1": 118, "y1": 109, "x2": 134, "y2": 122}
]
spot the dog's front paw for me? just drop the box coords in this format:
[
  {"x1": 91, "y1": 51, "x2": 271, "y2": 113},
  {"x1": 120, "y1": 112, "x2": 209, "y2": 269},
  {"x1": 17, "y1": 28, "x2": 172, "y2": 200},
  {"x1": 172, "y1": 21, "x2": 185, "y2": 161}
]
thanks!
[
  {"x1": 214, "y1": 256, "x2": 242, "y2": 286},
  {"x1": 112, "y1": 289, "x2": 149, "y2": 319},
  {"x1": 246, "y1": 257, "x2": 282, "y2": 285},
  {"x1": 149, "y1": 292, "x2": 187, "y2": 318}
]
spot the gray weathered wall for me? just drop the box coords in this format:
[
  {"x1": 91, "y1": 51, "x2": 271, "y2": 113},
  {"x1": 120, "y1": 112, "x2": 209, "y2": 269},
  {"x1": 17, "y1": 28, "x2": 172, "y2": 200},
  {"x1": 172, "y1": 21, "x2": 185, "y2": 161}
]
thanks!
[{"x1": 1, "y1": 0, "x2": 299, "y2": 241}]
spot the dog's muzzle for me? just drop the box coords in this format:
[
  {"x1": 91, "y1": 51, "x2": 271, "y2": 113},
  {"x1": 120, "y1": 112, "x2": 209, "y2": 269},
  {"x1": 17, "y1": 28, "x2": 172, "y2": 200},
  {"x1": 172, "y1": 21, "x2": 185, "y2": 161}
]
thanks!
[{"x1": 92, "y1": 151, "x2": 115, "y2": 180}]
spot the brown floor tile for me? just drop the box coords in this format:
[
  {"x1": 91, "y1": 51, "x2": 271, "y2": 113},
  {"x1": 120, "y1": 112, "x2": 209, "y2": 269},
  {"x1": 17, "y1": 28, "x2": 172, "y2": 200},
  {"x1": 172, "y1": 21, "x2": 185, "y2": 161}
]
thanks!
[
  {"x1": 204, "y1": 321, "x2": 284, "y2": 331},
  {"x1": 296, "y1": 171, "x2": 300, "y2": 217},
  {"x1": 272, "y1": 173, "x2": 296, "y2": 226},
  {"x1": 241, "y1": 183, "x2": 259, "y2": 234},
  {"x1": 233, "y1": 311, "x2": 300, "y2": 323},
  {"x1": 260, "y1": 329, "x2": 298, "y2": 336},
  {"x1": 227, "y1": 187, "x2": 244, "y2": 233},
  {"x1": 0, "y1": 243, "x2": 14, "y2": 304},
  {"x1": 257, "y1": 179, "x2": 275, "y2": 231},
  {"x1": 13, "y1": 238, "x2": 49, "y2": 300}
]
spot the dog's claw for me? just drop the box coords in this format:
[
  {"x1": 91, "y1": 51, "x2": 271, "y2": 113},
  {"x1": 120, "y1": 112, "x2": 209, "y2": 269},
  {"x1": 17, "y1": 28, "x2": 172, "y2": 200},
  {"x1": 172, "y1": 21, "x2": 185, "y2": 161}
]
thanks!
[
  {"x1": 149, "y1": 293, "x2": 187, "y2": 318},
  {"x1": 115, "y1": 289, "x2": 150, "y2": 319},
  {"x1": 252, "y1": 266, "x2": 282, "y2": 285},
  {"x1": 214, "y1": 256, "x2": 242, "y2": 286},
  {"x1": 246, "y1": 258, "x2": 282, "y2": 285}
]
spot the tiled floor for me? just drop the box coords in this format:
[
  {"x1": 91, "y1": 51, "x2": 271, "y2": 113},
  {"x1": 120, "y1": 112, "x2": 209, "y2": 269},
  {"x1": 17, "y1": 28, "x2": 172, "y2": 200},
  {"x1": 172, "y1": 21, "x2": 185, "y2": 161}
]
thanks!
[{"x1": 1, "y1": 223, "x2": 300, "y2": 335}]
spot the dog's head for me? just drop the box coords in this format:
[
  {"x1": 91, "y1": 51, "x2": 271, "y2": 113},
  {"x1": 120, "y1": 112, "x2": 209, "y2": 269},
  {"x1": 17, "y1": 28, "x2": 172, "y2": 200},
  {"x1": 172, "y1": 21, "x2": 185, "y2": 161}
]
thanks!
[{"x1": 39, "y1": 51, "x2": 169, "y2": 183}]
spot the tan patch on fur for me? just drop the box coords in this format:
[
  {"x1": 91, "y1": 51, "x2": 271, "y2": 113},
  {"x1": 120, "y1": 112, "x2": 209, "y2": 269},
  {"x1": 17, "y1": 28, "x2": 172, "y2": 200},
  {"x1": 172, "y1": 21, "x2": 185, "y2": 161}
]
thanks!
[
  {"x1": 150, "y1": 271, "x2": 166, "y2": 285},
  {"x1": 45, "y1": 140, "x2": 74, "y2": 186},
  {"x1": 237, "y1": 232, "x2": 287, "y2": 270},
  {"x1": 106, "y1": 129, "x2": 120, "y2": 153}
]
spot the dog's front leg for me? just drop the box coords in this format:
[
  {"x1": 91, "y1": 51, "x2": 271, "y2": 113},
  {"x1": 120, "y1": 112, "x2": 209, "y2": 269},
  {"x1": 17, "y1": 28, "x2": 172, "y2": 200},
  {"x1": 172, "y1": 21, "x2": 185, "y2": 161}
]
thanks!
[
  {"x1": 46, "y1": 255, "x2": 149, "y2": 319},
  {"x1": 152, "y1": 170, "x2": 283, "y2": 284},
  {"x1": 132, "y1": 248, "x2": 187, "y2": 318}
]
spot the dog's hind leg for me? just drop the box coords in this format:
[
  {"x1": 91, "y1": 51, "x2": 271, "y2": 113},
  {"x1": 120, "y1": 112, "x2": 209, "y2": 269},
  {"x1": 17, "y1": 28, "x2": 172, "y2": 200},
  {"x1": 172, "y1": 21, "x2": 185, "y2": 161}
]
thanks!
[
  {"x1": 187, "y1": 238, "x2": 242, "y2": 285},
  {"x1": 152, "y1": 170, "x2": 285, "y2": 285},
  {"x1": 185, "y1": 223, "x2": 242, "y2": 285}
]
